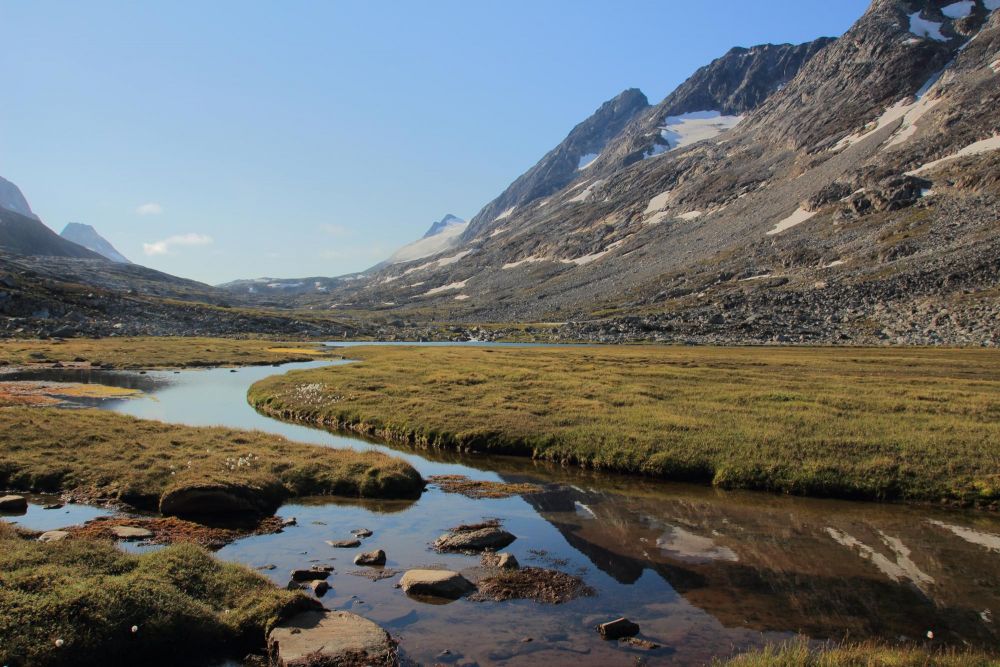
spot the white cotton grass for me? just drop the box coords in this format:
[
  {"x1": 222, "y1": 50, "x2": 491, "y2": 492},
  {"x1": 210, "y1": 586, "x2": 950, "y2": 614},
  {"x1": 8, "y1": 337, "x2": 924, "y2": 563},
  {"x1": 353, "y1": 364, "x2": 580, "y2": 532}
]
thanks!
[
  {"x1": 54, "y1": 638, "x2": 64, "y2": 647},
  {"x1": 131, "y1": 625, "x2": 139, "y2": 633},
  {"x1": 927, "y1": 630, "x2": 935, "y2": 639}
]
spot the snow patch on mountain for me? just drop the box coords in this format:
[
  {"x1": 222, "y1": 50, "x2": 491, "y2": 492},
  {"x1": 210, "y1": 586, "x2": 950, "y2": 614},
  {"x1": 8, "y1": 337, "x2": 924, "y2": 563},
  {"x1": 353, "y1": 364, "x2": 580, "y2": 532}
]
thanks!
[
  {"x1": 576, "y1": 153, "x2": 600, "y2": 170},
  {"x1": 942, "y1": 1, "x2": 974, "y2": 18},
  {"x1": 644, "y1": 111, "x2": 744, "y2": 158},
  {"x1": 908, "y1": 12, "x2": 947, "y2": 41},
  {"x1": 907, "y1": 135, "x2": 1000, "y2": 174},
  {"x1": 767, "y1": 207, "x2": 816, "y2": 236}
]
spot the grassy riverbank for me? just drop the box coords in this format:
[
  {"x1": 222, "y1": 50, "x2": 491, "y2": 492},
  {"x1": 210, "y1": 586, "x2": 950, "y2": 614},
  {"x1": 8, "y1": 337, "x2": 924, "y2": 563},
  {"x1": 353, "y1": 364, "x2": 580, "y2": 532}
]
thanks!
[
  {"x1": 248, "y1": 345, "x2": 1000, "y2": 506},
  {"x1": 719, "y1": 641, "x2": 997, "y2": 666},
  {"x1": 0, "y1": 336, "x2": 338, "y2": 369},
  {"x1": 0, "y1": 521, "x2": 314, "y2": 667},
  {"x1": 0, "y1": 407, "x2": 422, "y2": 513}
]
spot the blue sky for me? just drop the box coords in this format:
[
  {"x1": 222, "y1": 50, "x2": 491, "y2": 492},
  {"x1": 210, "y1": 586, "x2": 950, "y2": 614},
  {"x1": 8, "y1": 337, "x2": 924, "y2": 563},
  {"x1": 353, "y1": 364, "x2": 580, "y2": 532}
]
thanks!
[{"x1": 1, "y1": 0, "x2": 869, "y2": 284}]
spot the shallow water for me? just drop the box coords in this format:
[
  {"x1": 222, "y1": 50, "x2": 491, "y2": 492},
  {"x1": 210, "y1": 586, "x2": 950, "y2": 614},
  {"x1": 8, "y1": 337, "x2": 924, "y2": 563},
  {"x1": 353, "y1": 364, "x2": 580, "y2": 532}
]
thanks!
[{"x1": 9, "y1": 346, "x2": 1000, "y2": 665}]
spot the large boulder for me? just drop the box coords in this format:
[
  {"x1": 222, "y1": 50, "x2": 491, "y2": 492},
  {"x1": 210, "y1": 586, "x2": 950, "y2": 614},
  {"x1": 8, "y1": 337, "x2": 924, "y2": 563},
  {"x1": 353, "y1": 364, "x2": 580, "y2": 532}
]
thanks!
[
  {"x1": 354, "y1": 549, "x2": 386, "y2": 566},
  {"x1": 399, "y1": 569, "x2": 474, "y2": 600},
  {"x1": 158, "y1": 482, "x2": 282, "y2": 517},
  {"x1": 267, "y1": 610, "x2": 396, "y2": 666},
  {"x1": 0, "y1": 495, "x2": 27, "y2": 513},
  {"x1": 434, "y1": 525, "x2": 516, "y2": 553}
]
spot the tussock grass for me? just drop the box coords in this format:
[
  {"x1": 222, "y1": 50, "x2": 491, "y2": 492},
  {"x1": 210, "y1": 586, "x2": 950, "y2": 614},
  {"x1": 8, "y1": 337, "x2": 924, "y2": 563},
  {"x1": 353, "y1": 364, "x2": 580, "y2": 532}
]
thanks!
[
  {"x1": 0, "y1": 407, "x2": 423, "y2": 513},
  {"x1": 248, "y1": 346, "x2": 1000, "y2": 505},
  {"x1": 0, "y1": 521, "x2": 315, "y2": 667},
  {"x1": 718, "y1": 640, "x2": 998, "y2": 666},
  {"x1": 0, "y1": 336, "x2": 338, "y2": 369}
]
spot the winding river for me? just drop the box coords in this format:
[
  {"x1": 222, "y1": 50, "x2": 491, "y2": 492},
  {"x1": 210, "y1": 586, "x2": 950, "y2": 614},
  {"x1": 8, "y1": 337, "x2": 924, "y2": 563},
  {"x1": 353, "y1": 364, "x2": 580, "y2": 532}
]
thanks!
[{"x1": 7, "y1": 344, "x2": 1000, "y2": 665}]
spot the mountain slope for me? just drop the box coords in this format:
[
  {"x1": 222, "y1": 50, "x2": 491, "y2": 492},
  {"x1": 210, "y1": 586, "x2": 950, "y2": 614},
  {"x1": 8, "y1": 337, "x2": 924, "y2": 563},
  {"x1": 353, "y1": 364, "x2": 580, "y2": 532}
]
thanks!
[
  {"x1": 292, "y1": 0, "x2": 1000, "y2": 346},
  {"x1": 386, "y1": 214, "x2": 468, "y2": 264},
  {"x1": 61, "y1": 223, "x2": 132, "y2": 264},
  {"x1": 465, "y1": 88, "x2": 650, "y2": 235},
  {"x1": 0, "y1": 208, "x2": 104, "y2": 260}
]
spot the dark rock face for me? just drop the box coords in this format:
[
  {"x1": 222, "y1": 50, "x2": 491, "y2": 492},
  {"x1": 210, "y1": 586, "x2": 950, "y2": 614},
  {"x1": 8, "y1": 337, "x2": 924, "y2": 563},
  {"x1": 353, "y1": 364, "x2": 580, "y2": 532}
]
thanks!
[
  {"x1": 465, "y1": 88, "x2": 650, "y2": 236},
  {"x1": 0, "y1": 208, "x2": 104, "y2": 260}
]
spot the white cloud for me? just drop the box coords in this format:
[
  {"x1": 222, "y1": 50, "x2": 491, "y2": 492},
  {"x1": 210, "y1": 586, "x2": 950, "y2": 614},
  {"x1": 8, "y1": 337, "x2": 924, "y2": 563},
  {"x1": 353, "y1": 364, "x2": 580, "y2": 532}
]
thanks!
[
  {"x1": 143, "y1": 233, "x2": 213, "y2": 256},
  {"x1": 319, "y1": 223, "x2": 352, "y2": 237},
  {"x1": 136, "y1": 202, "x2": 164, "y2": 216}
]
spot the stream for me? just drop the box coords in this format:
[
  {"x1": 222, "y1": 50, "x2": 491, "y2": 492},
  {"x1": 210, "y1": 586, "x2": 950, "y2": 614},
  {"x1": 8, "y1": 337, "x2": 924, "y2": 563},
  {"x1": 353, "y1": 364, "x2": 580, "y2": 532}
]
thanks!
[{"x1": 5, "y1": 344, "x2": 1000, "y2": 665}]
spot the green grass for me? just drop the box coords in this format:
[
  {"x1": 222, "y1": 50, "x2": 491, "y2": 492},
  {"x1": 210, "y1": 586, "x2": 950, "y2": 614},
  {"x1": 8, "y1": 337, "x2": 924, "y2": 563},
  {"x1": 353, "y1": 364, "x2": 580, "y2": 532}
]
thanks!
[
  {"x1": 0, "y1": 407, "x2": 422, "y2": 513},
  {"x1": 248, "y1": 345, "x2": 1000, "y2": 506},
  {"x1": 0, "y1": 521, "x2": 315, "y2": 667},
  {"x1": 0, "y1": 336, "x2": 341, "y2": 369},
  {"x1": 718, "y1": 641, "x2": 999, "y2": 666}
]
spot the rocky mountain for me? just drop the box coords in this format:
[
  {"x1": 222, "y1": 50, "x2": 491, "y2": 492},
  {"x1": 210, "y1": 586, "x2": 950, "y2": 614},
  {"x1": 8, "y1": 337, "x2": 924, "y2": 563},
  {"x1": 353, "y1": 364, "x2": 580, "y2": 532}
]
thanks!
[
  {"x1": 60, "y1": 223, "x2": 131, "y2": 264},
  {"x1": 422, "y1": 214, "x2": 465, "y2": 239},
  {"x1": 269, "y1": 0, "x2": 999, "y2": 347},
  {"x1": 0, "y1": 176, "x2": 39, "y2": 221},
  {"x1": 464, "y1": 88, "x2": 650, "y2": 235}
]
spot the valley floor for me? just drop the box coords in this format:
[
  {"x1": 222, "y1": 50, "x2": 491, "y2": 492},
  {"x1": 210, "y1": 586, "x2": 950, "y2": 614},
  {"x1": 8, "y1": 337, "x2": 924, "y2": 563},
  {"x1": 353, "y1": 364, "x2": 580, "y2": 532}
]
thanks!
[{"x1": 249, "y1": 344, "x2": 1000, "y2": 507}]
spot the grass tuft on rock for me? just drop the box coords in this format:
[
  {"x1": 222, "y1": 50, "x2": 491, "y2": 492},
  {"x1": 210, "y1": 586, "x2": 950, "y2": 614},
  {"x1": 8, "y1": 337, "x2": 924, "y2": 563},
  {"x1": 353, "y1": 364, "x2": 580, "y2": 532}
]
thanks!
[
  {"x1": 0, "y1": 407, "x2": 423, "y2": 514},
  {"x1": 0, "y1": 521, "x2": 315, "y2": 667},
  {"x1": 248, "y1": 345, "x2": 1000, "y2": 506}
]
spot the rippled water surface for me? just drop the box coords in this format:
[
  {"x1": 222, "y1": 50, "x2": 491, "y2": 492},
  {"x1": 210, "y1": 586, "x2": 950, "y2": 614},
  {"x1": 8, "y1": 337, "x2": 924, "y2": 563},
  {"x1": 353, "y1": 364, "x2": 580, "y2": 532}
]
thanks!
[{"x1": 7, "y1": 345, "x2": 1000, "y2": 665}]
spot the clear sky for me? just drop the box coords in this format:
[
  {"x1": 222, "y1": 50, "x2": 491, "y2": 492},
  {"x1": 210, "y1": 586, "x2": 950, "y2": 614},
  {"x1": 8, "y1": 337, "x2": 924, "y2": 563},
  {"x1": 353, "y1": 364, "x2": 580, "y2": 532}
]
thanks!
[{"x1": 0, "y1": 0, "x2": 870, "y2": 284}]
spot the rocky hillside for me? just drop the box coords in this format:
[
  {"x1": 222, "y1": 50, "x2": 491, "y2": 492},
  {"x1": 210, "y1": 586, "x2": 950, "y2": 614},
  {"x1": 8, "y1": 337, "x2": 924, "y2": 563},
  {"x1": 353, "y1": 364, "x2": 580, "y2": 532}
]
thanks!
[
  {"x1": 61, "y1": 223, "x2": 131, "y2": 264},
  {"x1": 281, "y1": 0, "x2": 1000, "y2": 346}
]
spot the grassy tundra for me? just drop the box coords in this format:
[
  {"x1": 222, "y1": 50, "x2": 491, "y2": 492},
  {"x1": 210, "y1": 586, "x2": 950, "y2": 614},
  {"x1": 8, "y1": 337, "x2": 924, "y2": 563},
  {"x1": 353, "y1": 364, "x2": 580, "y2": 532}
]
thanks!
[
  {"x1": 0, "y1": 336, "x2": 338, "y2": 369},
  {"x1": 0, "y1": 408, "x2": 422, "y2": 513},
  {"x1": 249, "y1": 345, "x2": 1000, "y2": 506}
]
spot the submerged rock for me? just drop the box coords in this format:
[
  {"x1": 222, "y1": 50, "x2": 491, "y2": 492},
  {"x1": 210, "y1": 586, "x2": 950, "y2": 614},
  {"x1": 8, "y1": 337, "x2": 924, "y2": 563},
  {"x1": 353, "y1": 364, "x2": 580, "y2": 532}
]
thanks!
[
  {"x1": 110, "y1": 525, "x2": 154, "y2": 540},
  {"x1": 267, "y1": 610, "x2": 395, "y2": 666},
  {"x1": 0, "y1": 494, "x2": 27, "y2": 512},
  {"x1": 597, "y1": 617, "x2": 640, "y2": 640},
  {"x1": 326, "y1": 538, "x2": 362, "y2": 548},
  {"x1": 354, "y1": 549, "x2": 387, "y2": 566},
  {"x1": 399, "y1": 569, "x2": 475, "y2": 600},
  {"x1": 290, "y1": 566, "x2": 333, "y2": 582}
]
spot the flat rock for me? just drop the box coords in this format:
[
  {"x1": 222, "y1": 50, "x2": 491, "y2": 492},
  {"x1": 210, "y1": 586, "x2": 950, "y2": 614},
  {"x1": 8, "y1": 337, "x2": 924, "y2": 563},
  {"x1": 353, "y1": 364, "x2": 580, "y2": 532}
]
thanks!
[
  {"x1": 352, "y1": 528, "x2": 373, "y2": 538},
  {"x1": 291, "y1": 567, "x2": 332, "y2": 582},
  {"x1": 38, "y1": 530, "x2": 70, "y2": 542},
  {"x1": 326, "y1": 538, "x2": 362, "y2": 548},
  {"x1": 354, "y1": 549, "x2": 387, "y2": 566},
  {"x1": 400, "y1": 569, "x2": 474, "y2": 600},
  {"x1": 0, "y1": 495, "x2": 27, "y2": 513},
  {"x1": 268, "y1": 610, "x2": 394, "y2": 666},
  {"x1": 434, "y1": 526, "x2": 516, "y2": 553},
  {"x1": 110, "y1": 525, "x2": 154, "y2": 540},
  {"x1": 597, "y1": 617, "x2": 640, "y2": 640}
]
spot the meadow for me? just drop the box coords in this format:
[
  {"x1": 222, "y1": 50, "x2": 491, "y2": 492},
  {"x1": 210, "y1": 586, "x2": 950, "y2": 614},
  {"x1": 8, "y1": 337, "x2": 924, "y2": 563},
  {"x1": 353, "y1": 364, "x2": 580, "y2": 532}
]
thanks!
[{"x1": 249, "y1": 345, "x2": 1000, "y2": 506}]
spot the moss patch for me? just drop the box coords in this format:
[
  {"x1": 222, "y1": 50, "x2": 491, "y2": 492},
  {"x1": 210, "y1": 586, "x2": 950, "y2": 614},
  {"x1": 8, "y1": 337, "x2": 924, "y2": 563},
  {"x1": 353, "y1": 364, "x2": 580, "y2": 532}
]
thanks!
[{"x1": 0, "y1": 521, "x2": 316, "y2": 667}]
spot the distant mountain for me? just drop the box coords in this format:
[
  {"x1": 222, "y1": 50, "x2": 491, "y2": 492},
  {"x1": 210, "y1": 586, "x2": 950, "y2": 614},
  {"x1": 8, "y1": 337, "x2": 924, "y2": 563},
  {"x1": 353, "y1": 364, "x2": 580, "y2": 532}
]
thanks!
[
  {"x1": 385, "y1": 214, "x2": 469, "y2": 265},
  {"x1": 423, "y1": 214, "x2": 465, "y2": 239},
  {"x1": 0, "y1": 176, "x2": 40, "y2": 221},
  {"x1": 0, "y1": 207, "x2": 103, "y2": 259},
  {"x1": 61, "y1": 223, "x2": 132, "y2": 264}
]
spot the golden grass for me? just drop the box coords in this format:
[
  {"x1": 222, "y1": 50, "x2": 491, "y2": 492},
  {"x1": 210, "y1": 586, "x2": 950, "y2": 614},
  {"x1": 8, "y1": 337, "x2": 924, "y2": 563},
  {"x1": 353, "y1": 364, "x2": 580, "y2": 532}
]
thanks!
[
  {"x1": 0, "y1": 337, "x2": 338, "y2": 369},
  {"x1": 718, "y1": 640, "x2": 999, "y2": 666},
  {"x1": 249, "y1": 345, "x2": 1000, "y2": 505},
  {"x1": 0, "y1": 407, "x2": 423, "y2": 514}
]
